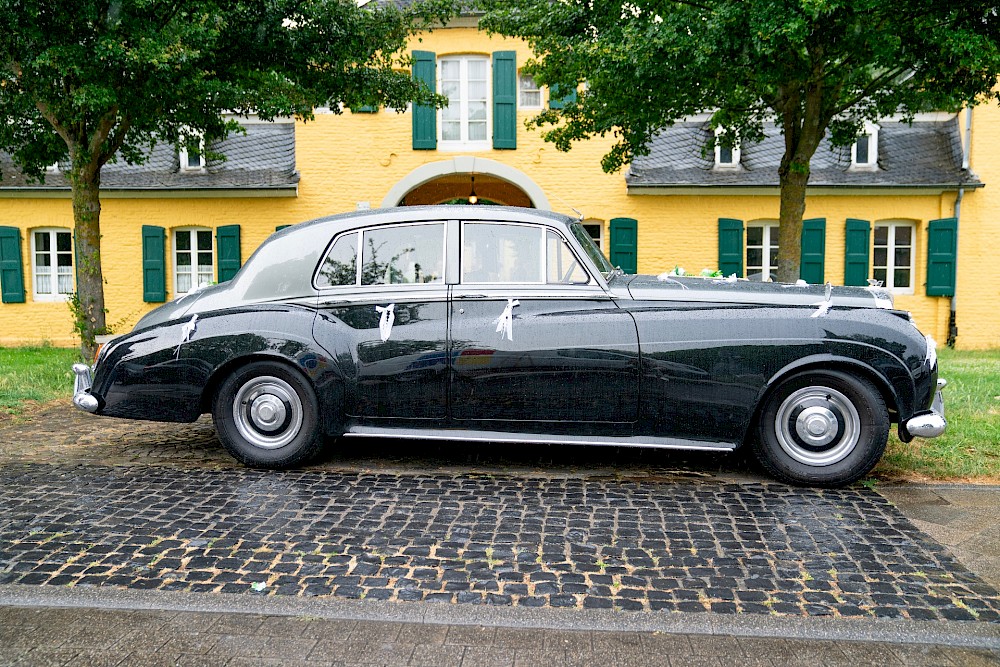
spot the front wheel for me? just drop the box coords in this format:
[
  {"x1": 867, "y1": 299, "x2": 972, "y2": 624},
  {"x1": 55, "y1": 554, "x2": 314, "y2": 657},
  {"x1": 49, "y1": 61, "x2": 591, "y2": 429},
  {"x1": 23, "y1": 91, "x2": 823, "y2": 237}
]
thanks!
[
  {"x1": 213, "y1": 361, "x2": 322, "y2": 468},
  {"x1": 754, "y1": 370, "x2": 889, "y2": 487}
]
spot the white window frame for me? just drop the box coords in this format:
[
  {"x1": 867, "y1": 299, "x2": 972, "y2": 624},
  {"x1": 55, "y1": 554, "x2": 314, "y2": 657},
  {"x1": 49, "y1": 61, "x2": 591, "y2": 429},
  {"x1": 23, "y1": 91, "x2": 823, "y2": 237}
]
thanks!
[
  {"x1": 438, "y1": 55, "x2": 491, "y2": 151},
  {"x1": 851, "y1": 122, "x2": 879, "y2": 170},
  {"x1": 179, "y1": 132, "x2": 206, "y2": 172},
  {"x1": 746, "y1": 221, "x2": 779, "y2": 282},
  {"x1": 714, "y1": 127, "x2": 741, "y2": 169},
  {"x1": 872, "y1": 220, "x2": 915, "y2": 294},
  {"x1": 30, "y1": 228, "x2": 74, "y2": 301},
  {"x1": 582, "y1": 221, "x2": 603, "y2": 250},
  {"x1": 173, "y1": 227, "x2": 215, "y2": 296},
  {"x1": 519, "y1": 72, "x2": 542, "y2": 109}
]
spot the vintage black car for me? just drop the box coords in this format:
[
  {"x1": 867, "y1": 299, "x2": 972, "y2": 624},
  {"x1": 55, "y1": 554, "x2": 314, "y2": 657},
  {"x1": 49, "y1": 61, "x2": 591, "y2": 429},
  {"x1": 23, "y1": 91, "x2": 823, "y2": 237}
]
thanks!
[{"x1": 72, "y1": 206, "x2": 945, "y2": 486}]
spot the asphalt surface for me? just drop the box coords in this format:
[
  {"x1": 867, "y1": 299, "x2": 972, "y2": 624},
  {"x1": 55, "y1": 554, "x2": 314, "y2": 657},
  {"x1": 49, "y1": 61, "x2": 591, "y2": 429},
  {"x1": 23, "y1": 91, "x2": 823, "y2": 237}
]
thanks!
[{"x1": 1, "y1": 403, "x2": 999, "y2": 666}]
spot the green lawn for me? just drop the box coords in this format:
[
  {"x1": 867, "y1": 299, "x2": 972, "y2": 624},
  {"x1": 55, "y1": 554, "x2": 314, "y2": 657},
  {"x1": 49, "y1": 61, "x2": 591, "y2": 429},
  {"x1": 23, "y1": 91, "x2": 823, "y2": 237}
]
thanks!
[
  {"x1": 0, "y1": 346, "x2": 82, "y2": 419},
  {"x1": 878, "y1": 347, "x2": 1000, "y2": 482},
  {"x1": 0, "y1": 345, "x2": 997, "y2": 480}
]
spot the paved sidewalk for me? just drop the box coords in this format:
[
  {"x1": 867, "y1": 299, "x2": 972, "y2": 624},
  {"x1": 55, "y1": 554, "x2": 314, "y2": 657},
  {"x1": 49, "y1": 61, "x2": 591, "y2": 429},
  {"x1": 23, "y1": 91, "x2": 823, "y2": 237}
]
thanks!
[{"x1": 2, "y1": 585, "x2": 999, "y2": 667}]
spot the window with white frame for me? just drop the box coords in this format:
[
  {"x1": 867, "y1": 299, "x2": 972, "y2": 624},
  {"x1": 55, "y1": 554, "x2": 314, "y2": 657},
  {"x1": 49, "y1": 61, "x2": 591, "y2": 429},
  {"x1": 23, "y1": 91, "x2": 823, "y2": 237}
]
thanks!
[
  {"x1": 519, "y1": 73, "x2": 541, "y2": 108},
  {"x1": 179, "y1": 133, "x2": 206, "y2": 171},
  {"x1": 582, "y1": 222, "x2": 603, "y2": 250},
  {"x1": 174, "y1": 228, "x2": 214, "y2": 295},
  {"x1": 714, "y1": 127, "x2": 741, "y2": 168},
  {"x1": 872, "y1": 221, "x2": 914, "y2": 291},
  {"x1": 851, "y1": 123, "x2": 879, "y2": 168},
  {"x1": 746, "y1": 222, "x2": 779, "y2": 282},
  {"x1": 31, "y1": 228, "x2": 73, "y2": 300},
  {"x1": 439, "y1": 56, "x2": 490, "y2": 148}
]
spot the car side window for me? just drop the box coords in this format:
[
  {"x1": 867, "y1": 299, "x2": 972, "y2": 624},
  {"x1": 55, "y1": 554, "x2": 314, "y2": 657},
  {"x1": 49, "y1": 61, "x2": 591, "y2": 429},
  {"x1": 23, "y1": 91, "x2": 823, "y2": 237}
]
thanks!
[
  {"x1": 360, "y1": 223, "x2": 445, "y2": 286},
  {"x1": 546, "y1": 230, "x2": 590, "y2": 284},
  {"x1": 316, "y1": 231, "x2": 358, "y2": 287},
  {"x1": 462, "y1": 223, "x2": 543, "y2": 284}
]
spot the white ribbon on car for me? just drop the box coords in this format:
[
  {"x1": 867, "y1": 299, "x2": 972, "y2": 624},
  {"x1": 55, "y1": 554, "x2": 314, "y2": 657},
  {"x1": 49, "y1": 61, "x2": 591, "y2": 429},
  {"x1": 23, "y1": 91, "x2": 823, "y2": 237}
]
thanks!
[
  {"x1": 494, "y1": 298, "x2": 520, "y2": 341},
  {"x1": 375, "y1": 303, "x2": 395, "y2": 342},
  {"x1": 811, "y1": 282, "x2": 834, "y2": 318},
  {"x1": 175, "y1": 314, "x2": 199, "y2": 357}
]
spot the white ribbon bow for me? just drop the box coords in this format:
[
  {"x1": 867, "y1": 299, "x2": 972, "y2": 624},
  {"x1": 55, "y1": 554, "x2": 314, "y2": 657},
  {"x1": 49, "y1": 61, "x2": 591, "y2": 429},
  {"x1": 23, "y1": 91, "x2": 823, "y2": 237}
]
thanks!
[
  {"x1": 493, "y1": 298, "x2": 520, "y2": 341},
  {"x1": 811, "y1": 282, "x2": 833, "y2": 318},
  {"x1": 376, "y1": 303, "x2": 395, "y2": 342},
  {"x1": 175, "y1": 314, "x2": 199, "y2": 357}
]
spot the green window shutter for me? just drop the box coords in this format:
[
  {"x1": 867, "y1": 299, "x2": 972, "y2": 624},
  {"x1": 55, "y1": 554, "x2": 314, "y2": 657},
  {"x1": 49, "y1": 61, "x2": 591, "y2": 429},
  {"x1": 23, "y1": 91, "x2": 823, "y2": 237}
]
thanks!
[
  {"x1": 800, "y1": 218, "x2": 826, "y2": 284},
  {"x1": 352, "y1": 105, "x2": 378, "y2": 114},
  {"x1": 926, "y1": 217, "x2": 958, "y2": 296},
  {"x1": 843, "y1": 218, "x2": 871, "y2": 286},
  {"x1": 216, "y1": 225, "x2": 242, "y2": 283},
  {"x1": 0, "y1": 226, "x2": 25, "y2": 303},
  {"x1": 548, "y1": 84, "x2": 577, "y2": 110},
  {"x1": 412, "y1": 50, "x2": 437, "y2": 150},
  {"x1": 718, "y1": 218, "x2": 744, "y2": 277},
  {"x1": 275, "y1": 225, "x2": 290, "y2": 232},
  {"x1": 609, "y1": 217, "x2": 638, "y2": 274},
  {"x1": 492, "y1": 51, "x2": 517, "y2": 150},
  {"x1": 141, "y1": 225, "x2": 167, "y2": 303}
]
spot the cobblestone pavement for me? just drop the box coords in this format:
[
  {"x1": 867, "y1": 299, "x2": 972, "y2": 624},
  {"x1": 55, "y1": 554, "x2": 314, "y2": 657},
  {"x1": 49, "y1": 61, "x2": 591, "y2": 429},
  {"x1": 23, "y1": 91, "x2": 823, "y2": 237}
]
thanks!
[
  {"x1": 2, "y1": 462, "x2": 999, "y2": 624},
  {"x1": 2, "y1": 604, "x2": 999, "y2": 667}
]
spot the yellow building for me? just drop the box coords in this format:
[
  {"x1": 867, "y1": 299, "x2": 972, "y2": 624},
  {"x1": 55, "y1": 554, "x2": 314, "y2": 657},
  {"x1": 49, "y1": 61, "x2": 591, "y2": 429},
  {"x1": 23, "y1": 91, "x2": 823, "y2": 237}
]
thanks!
[{"x1": 0, "y1": 24, "x2": 997, "y2": 349}]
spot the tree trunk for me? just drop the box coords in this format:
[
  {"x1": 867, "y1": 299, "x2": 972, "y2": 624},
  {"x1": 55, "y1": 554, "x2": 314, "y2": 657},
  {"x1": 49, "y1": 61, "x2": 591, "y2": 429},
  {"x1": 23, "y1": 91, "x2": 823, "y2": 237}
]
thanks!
[
  {"x1": 69, "y1": 165, "x2": 107, "y2": 360},
  {"x1": 775, "y1": 158, "x2": 809, "y2": 284}
]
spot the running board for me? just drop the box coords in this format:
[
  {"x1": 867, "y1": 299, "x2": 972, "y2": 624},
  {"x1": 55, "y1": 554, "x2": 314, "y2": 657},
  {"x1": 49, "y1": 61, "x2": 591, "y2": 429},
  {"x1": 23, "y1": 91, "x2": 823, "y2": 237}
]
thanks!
[{"x1": 343, "y1": 426, "x2": 736, "y2": 452}]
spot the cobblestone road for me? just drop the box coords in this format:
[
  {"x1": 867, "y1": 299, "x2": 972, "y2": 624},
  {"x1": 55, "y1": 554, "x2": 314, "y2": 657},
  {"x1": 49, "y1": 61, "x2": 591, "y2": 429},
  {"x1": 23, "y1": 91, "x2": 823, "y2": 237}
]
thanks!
[{"x1": 3, "y1": 463, "x2": 998, "y2": 623}]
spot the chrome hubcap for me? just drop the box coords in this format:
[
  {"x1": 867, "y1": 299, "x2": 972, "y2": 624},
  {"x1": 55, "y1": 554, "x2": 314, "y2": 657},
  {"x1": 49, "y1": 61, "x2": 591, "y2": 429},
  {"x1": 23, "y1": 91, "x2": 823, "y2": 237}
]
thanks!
[
  {"x1": 232, "y1": 376, "x2": 302, "y2": 450},
  {"x1": 774, "y1": 386, "x2": 860, "y2": 467}
]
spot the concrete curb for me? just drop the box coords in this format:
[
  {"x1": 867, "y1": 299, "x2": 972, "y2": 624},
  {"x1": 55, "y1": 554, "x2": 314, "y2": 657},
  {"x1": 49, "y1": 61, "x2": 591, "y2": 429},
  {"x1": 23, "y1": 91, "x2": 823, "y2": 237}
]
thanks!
[{"x1": 2, "y1": 584, "x2": 997, "y2": 649}]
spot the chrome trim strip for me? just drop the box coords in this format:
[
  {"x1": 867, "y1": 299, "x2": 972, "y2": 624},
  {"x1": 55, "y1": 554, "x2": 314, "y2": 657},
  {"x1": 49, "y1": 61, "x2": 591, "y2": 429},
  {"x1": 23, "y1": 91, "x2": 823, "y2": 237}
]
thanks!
[{"x1": 343, "y1": 426, "x2": 736, "y2": 451}]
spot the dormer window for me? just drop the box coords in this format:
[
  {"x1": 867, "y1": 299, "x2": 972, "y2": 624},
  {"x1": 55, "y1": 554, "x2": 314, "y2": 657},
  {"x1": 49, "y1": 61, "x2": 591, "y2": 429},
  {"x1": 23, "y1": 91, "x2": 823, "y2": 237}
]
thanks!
[
  {"x1": 851, "y1": 123, "x2": 879, "y2": 169},
  {"x1": 179, "y1": 133, "x2": 206, "y2": 172},
  {"x1": 714, "y1": 127, "x2": 740, "y2": 169}
]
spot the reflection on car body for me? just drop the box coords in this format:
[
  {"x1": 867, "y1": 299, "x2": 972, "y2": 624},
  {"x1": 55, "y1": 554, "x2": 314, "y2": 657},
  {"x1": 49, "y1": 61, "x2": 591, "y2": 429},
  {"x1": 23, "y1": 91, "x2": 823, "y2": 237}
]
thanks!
[{"x1": 72, "y1": 206, "x2": 946, "y2": 487}]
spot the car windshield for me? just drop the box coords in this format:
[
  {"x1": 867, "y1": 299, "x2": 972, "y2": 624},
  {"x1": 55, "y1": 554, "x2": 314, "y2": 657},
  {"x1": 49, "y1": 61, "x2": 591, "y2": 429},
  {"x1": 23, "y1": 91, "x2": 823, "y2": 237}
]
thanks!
[{"x1": 570, "y1": 222, "x2": 614, "y2": 276}]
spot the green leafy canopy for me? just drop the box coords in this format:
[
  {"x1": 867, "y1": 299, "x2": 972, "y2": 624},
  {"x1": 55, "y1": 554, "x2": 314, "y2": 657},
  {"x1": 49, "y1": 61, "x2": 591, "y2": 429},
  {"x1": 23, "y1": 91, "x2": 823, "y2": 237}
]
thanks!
[
  {"x1": 0, "y1": 0, "x2": 450, "y2": 179},
  {"x1": 480, "y1": 0, "x2": 1000, "y2": 173}
]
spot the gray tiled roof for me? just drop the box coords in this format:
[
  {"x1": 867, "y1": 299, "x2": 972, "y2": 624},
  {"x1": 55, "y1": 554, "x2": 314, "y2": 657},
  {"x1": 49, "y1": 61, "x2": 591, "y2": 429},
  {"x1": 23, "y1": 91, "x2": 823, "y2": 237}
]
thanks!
[
  {"x1": 0, "y1": 122, "x2": 298, "y2": 191},
  {"x1": 627, "y1": 118, "x2": 979, "y2": 189}
]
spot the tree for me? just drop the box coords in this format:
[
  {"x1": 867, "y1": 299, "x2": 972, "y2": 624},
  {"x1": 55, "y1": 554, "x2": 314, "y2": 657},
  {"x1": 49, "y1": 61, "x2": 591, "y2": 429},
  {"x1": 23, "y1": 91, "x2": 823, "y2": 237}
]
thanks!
[
  {"x1": 480, "y1": 0, "x2": 1000, "y2": 282},
  {"x1": 0, "y1": 0, "x2": 447, "y2": 357}
]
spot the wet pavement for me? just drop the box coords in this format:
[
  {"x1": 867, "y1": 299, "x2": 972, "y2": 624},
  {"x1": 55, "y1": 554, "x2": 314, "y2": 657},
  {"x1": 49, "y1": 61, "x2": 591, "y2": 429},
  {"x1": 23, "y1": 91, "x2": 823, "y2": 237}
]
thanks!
[
  {"x1": 1, "y1": 402, "x2": 1000, "y2": 665},
  {"x1": 2, "y1": 463, "x2": 999, "y2": 623}
]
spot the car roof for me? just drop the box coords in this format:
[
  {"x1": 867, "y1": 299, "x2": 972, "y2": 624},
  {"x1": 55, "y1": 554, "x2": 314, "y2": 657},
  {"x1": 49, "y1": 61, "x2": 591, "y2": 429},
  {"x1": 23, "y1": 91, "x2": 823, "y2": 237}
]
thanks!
[{"x1": 273, "y1": 205, "x2": 579, "y2": 239}]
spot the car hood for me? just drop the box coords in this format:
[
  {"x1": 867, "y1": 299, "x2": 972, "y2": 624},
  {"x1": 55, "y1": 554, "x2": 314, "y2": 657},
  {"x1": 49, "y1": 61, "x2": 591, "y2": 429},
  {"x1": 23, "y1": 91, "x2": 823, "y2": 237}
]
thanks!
[{"x1": 617, "y1": 274, "x2": 894, "y2": 309}]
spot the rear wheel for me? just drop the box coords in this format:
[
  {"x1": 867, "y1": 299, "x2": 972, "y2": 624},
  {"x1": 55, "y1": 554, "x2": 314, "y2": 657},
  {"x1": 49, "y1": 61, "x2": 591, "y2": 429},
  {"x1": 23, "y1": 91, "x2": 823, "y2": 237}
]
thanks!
[
  {"x1": 213, "y1": 361, "x2": 322, "y2": 468},
  {"x1": 754, "y1": 370, "x2": 888, "y2": 487}
]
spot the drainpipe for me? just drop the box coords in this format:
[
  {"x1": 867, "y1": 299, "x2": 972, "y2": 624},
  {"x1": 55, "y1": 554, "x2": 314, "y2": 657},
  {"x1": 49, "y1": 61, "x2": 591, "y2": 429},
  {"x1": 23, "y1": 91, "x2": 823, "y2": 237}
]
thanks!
[{"x1": 947, "y1": 107, "x2": 973, "y2": 348}]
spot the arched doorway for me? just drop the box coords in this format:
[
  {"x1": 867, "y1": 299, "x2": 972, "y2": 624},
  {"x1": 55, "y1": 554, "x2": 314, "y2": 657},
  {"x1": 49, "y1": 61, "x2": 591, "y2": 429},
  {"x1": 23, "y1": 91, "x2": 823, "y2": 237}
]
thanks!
[{"x1": 381, "y1": 157, "x2": 551, "y2": 210}]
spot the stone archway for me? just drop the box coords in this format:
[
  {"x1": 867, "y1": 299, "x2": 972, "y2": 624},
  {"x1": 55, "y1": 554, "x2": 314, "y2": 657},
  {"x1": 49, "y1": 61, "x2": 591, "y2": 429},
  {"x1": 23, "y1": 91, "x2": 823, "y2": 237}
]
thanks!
[{"x1": 381, "y1": 157, "x2": 551, "y2": 210}]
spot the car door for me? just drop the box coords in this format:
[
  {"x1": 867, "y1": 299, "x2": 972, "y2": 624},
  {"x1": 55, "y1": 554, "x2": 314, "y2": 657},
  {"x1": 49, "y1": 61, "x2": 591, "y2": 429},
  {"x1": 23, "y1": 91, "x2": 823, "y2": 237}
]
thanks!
[
  {"x1": 312, "y1": 220, "x2": 450, "y2": 420},
  {"x1": 449, "y1": 221, "x2": 640, "y2": 427}
]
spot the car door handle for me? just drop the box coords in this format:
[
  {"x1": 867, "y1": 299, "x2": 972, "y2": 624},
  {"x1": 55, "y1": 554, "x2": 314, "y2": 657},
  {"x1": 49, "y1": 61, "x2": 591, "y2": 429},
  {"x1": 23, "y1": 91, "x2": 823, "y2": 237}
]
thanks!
[{"x1": 458, "y1": 294, "x2": 489, "y2": 299}]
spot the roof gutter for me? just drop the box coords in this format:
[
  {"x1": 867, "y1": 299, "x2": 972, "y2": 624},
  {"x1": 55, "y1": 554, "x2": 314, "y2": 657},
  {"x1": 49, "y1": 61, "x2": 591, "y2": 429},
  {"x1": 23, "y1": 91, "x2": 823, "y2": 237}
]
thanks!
[{"x1": 948, "y1": 107, "x2": 975, "y2": 347}]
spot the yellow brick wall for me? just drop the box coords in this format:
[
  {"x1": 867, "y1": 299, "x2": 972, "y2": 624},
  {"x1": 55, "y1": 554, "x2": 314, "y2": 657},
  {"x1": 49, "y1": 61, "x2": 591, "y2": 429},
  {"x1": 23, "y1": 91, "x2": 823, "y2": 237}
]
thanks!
[
  {"x1": 0, "y1": 25, "x2": 992, "y2": 348},
  {"x1": 952, "y1": 104, "x2": 1000, "y2": 349}
]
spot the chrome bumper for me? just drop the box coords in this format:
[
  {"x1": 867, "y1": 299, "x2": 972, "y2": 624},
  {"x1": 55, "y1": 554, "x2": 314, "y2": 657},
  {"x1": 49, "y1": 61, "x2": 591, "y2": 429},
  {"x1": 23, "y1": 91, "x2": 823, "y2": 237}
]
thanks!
[
  {"x1": 71, "y1": 363, "x2": 99, "y2": 413},
  {"x1": 903, "y1": 378, "x2": 947, "y2": 439}
]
